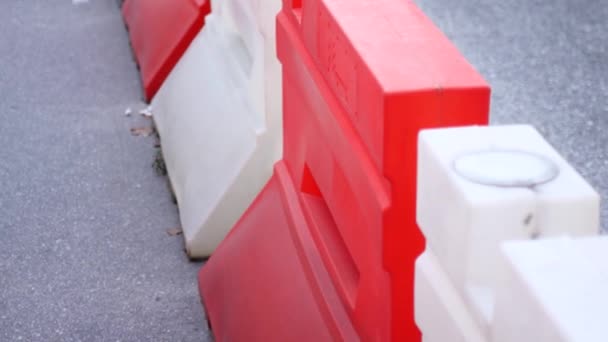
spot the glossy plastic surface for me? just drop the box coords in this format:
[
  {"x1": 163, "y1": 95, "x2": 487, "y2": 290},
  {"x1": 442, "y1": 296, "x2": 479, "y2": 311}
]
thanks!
[
  {"x1": 495, "y1": 236, "x2": 608, "y2": 342},
  {"x1": 151, "y1": 0, "x2": 283, "y2": 257},
  {"x1": 416, "y1": 124, "x2": 600, "y2": 341},
  {"x1": 200, "y1": 0, "x2": 489, "y2": 340},
  {"x1": 122, "y1": 0, "x2": 211, "y2": 101}
]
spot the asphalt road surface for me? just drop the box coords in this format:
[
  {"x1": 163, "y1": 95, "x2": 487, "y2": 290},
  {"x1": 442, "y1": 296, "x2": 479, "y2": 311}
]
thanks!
[{"x1": 0, "y1": 1, "x2": 209, "y2": 341}]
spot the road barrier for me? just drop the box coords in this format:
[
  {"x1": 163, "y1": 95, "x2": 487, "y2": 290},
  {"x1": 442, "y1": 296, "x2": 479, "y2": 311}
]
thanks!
[
  {"x1": 151, "y1": 0, "x2": 283, "y2": 258},
  {"x1": 198, "y1": 0, "x2": 489, "y2": 340},
  {"x1": 415, "y1": 125, "x2": 600, "y2": 342},
  {"x1": 122, "y1": 0, "x2": 211, "y2": 101}
]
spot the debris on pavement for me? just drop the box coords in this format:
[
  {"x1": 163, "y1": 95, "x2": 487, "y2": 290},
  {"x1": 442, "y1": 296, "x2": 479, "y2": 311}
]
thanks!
[
  {"x1": 152, "y1": 149, "x2": 167, "y2": 176},
  {"x1": 130, "y1": 126, "x2": 154, "y2": 137},
  {"x1": 139, "y1": 105, "x2": 153, "y2": 118},
  {"x1": 166, "y1": 227, "x2": 183, "y2": 236},
  {"x1": 124, "y1": 107, "x2": 133, "y2": 116}
]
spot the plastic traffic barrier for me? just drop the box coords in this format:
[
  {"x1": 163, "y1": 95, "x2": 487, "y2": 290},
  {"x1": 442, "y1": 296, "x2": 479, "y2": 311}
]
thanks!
[
  {"x1": 494, "y1": 236, "x2": 608, "y2": 342},
  {"x1": 151, "y1": 0, "x2": 283, "y2": 258},
  {"x1": 199, "y1": 0, "x2": 490, "y2": 340},
  {"x1": 122, "y1": 0, "x2": 211, "y2": 101},
  {"x1": 415, "y1": 251, "x2": 485, "y2": 342},
  {"x1": 415, "y1": 125, "x2": 600, "y2": 341}
]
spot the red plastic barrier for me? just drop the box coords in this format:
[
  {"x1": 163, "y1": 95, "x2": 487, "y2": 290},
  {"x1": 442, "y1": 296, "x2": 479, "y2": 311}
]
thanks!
[
  {"x1": 122, "y1": 0, "x2": 211, "y2": 101},
  {"x1": 199, "y1": 0, "x2": 490, "y2": 340}
]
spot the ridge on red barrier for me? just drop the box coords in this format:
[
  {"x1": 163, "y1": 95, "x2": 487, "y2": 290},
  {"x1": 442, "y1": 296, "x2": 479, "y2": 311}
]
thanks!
[
  {"x1": 122, "y1": 0, "x2": 211, "y2": 101},
  {"x1": 199, "y1": 0, "x2": 490, "y2": 341}
]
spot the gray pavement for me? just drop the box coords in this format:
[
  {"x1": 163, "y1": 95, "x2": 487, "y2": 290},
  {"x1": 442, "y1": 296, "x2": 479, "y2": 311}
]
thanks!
[
  {"x1": 416, "y1": 0, "x2": 608, "y2": 229},
  {"x1": 0, "y1": 1, "x2": 209, "y2": 341},
  {"x1": 0, "y1": 0, "x2": 606, "y2": 342}
]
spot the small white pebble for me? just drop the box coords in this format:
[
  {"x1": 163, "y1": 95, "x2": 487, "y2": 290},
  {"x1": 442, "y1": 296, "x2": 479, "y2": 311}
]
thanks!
[
  {"x1": 124, "y1": 107, "x2": 132, "y2": 116},
  {"x1": 139, "y1": 106, "x2": 153, "y2": 118}
]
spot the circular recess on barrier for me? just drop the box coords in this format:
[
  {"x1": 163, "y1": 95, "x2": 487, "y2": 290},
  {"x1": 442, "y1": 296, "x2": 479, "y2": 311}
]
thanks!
[{"x1": 453, "y1": 150, "x2": 559, "y2": 187}]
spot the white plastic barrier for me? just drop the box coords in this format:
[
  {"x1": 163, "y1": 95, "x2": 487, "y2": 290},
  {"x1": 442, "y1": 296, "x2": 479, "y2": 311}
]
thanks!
[
  {"x1": 494, "y1": 236, "x2": 608, "y2": 342},
  {"x1": 415, "y1": 251, "x2": 486, "y2": 342},
  {"x1": 151, "y1": 0, "x2": 282, "y2": 257},
  {"x1": 415, "y1": 125, "x2": 601, "y2": 341}
]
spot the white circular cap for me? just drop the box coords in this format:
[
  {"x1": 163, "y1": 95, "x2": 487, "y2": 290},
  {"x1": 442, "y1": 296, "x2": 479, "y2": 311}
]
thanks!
[{"x1": 453, "y1": 150, "x2": 559, "y2": 187}]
